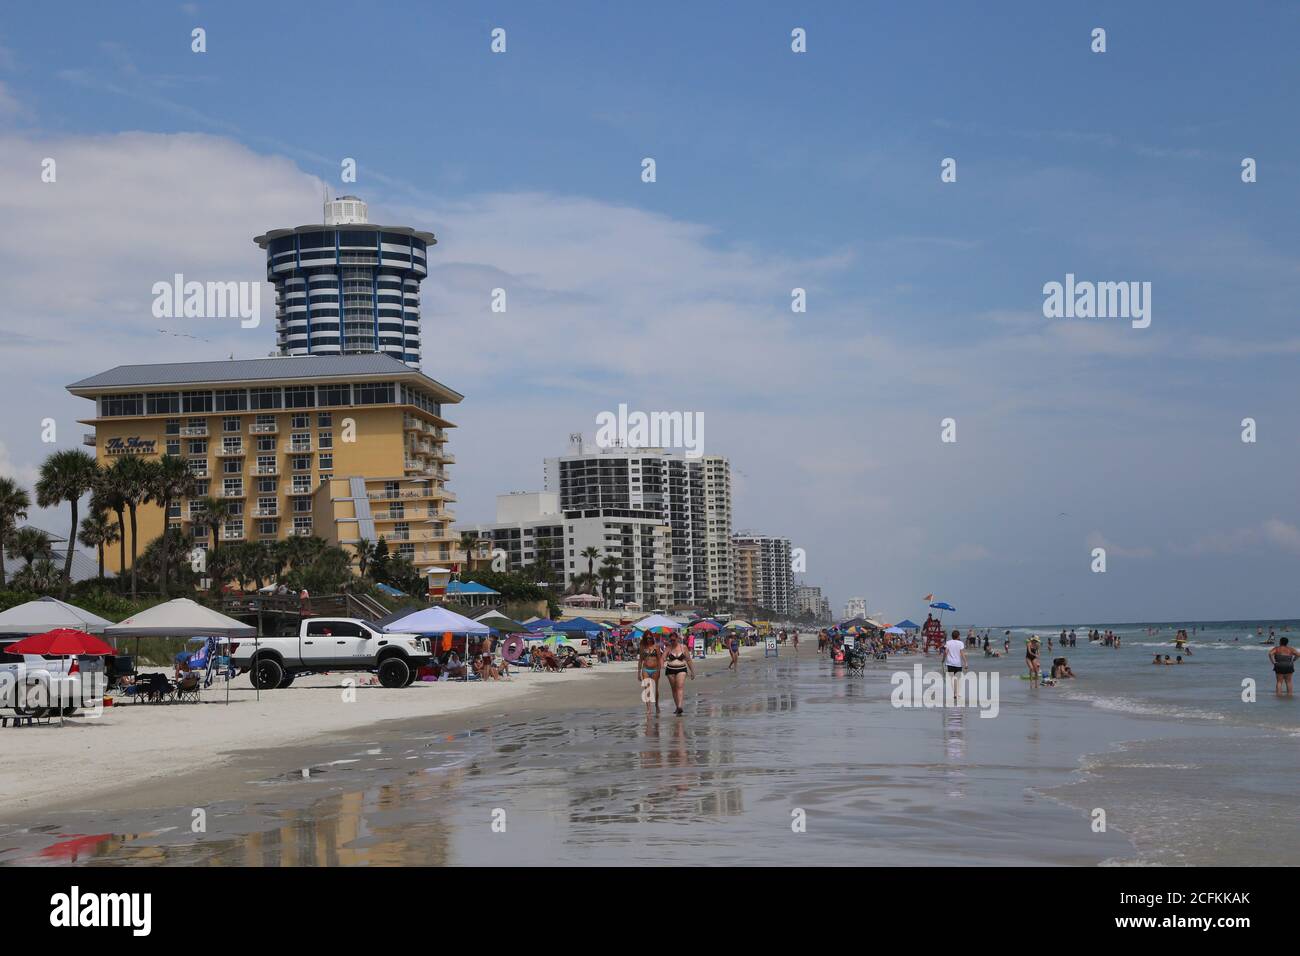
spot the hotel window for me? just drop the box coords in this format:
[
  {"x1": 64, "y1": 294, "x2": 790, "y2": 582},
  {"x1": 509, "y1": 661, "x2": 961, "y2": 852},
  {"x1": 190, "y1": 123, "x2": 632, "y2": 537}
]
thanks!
[
  {"x1": 193, "y1": 481, "x2": 208, "y2": 497},
  {"x1": 221, "y1": 437, "x2": 242, "y2": 455},
  {"x1": 256, "y1": 455, "x2": 276, "y2": 475},
  {"x1": 256, "y1": 496, "x2": 276, "y2": 515},
  {"x1": 355, "y1": 382, "x2": 394, "y2": 405},
  {"x1": 291, "y1": 478, "x2": 311, "y2": 494},
  {"x1": 223, "y1": 520, "x2": 243, "y2": 540},
  {"x1": 227, "y1": 501, "x2": 244, "y2": 517},
  {"x1": 252, "y1": 414, "x2": 277, "y2": 432},
  {"x1": 258, "y1": 520, "x2": 278, "y2": 536},
  {"x1": 166, "y1": 440, "x2": 180, "y2": 456},
  {"x1": 187, "y1": 440, "x2": 207, "y2": 456},
  {"x1": 317, "y1": 431, "x2": 333, "y2": 450},
  {"x1": 257, "y1": 436, "x2": 275, "y2": 452},
  {"x1": 182, "y1": 391, "x2": 213, "y2": 413},
  {"x1": 291, "y1": 456, "x2": 310, "y2": 472},
  {"x1": 223, "y1": 459, "x2": 241, "y2": 476},
  {"x1": 257, "y1": 477, "x2": 277, "y2": 494},
  {"x1": 317, "y1": 412, "x2": 333, "y2": 427},
  {"x1": 101, "y1": 393, "x2": 144, "y2": 417},
  {"x1": 289, "y1": 432, "x2": 311, "y2": 452},
  {"x1": 222, "y1": 478, "x2": 242, "y2": 497},
  {"x1": 167, "y1": 502, "x2": 181, "y2": 518},
  {"x1": 285, "y1": 386, "x2": 315, "y2": 408},
  {"x1": 290, "y1": 414, "x2": 309, "y2": 429},
  {"x1": 215, "y1": 389, "x2": 247, "y2": 411},
  {"x1": 318, "y1": 454, "x2": 333, "y2": 471},
  {"x1": 317, "y1": 387, "x2": 349, "y2": 409},
  {"x1": 223, "y1": 417, "x2": 240, "y2": 433},
  {"x1": 398, "y1": 544, "x2": 415, "y2": 558},
  {"x1": 165, "y1": 418, "x2": 181, "y2": 436},
  {"x1": 293, "y1": 517, "x2": 312, "y2": 535},
  {"x1": 394, "y1": 522, "x2": 410, "y2": 540},
  {"x1": 147, "y1": 392, "x2": 180, "y2": 415},
  {"x1": 292, "y1": 498, "x2": 312, "y2": 514},
  {"x1": 250, "y1": 387, "x2": 282, "y2": 410},
  {"x1": 192, "y1": 524, "x2": 208, "y2": 539}
]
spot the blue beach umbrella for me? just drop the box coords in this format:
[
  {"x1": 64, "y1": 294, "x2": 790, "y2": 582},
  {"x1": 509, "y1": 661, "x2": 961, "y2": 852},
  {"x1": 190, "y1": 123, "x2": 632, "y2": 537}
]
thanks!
[{"x1": 929, "y1": 602, "x2": 955, "y2": 612}]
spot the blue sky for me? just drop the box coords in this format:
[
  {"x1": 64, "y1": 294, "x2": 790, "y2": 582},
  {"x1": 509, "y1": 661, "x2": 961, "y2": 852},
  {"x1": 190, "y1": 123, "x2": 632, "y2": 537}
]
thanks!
[{"x1": 2, "y1": 1, "x2": 1299, "y2": 623}]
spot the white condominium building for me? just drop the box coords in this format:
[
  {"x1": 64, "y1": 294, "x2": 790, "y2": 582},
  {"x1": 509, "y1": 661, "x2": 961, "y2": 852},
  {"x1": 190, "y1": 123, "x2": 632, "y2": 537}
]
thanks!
[{"x1": 844, "y1": 597, "x2": 868, "y2": 620}]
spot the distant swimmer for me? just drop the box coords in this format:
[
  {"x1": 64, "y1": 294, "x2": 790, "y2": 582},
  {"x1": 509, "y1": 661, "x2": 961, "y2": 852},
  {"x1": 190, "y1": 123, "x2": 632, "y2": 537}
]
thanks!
[
  {"x1": 1152, "y1": 654, "x2": 1162, "y2": 665},
  {"x1": 1268, "y1": 637, "x2": 1297, "y2": 696}
]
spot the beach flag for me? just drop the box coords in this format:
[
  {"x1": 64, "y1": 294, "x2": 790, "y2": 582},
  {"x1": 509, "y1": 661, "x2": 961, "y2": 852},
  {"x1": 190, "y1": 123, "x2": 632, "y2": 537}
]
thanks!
[{"x1": 924, "y1": 594, "x2": 934, "y2": 602}]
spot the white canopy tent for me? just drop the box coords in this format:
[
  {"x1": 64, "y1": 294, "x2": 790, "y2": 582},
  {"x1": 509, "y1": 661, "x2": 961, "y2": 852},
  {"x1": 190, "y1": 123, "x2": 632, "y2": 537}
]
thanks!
[
  {"x1": 0, "y1": 596, "x2": 114, "y2": 636},
  {"x1": 103, "y1": 598, "x2": 255, "y2": 638},
  {"x1": 632, "y1": 614, "x2": 683, "y2": 632}
]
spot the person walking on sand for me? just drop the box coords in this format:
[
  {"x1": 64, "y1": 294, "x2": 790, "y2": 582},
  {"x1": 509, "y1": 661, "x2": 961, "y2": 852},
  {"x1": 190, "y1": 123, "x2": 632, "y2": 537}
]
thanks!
[
  {"x1": 944, "y1": 629, "x2": 968, "y2": 705},
  {"x1": 728, "y1": 631, "x2": 740, "y2": 669},
  {"x1": 638, "y1": 634, "x2": 663, "y2": 713},
  {"x1": 792, "y1": 629, "x2": 800, "y2": 653},
  {"x1": 1268, "y1": 637, "x2": 1297, "y2": 696},
  {"x1": 664, "y1": 631, "x2": 694, "y2": 716}
]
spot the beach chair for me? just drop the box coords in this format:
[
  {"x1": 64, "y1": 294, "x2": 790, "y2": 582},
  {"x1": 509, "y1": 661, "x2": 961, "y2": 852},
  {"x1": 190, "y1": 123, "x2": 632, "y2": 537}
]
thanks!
[
  {"x1": 174, "y1": 672, "x2": 202, "y2": 703},
  {"x1": 136, "y1": 672, "x2": 175, "y2": 703},
  {"x1": 845, "y1": 647, "x2": 868, "y2": 675}
]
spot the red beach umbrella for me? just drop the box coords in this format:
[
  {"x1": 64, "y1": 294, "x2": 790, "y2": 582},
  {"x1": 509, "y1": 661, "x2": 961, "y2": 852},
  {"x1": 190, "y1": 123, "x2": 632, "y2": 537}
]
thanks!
[{"x1": 5, "y1": 628, "x2": 114, "y2": 656}]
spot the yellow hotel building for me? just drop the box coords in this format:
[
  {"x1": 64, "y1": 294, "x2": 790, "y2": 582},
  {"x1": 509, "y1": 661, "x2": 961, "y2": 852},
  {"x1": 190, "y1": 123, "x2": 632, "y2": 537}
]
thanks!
[{"x1": 67, "y1": 354, "x2": 463, "y2": 574}]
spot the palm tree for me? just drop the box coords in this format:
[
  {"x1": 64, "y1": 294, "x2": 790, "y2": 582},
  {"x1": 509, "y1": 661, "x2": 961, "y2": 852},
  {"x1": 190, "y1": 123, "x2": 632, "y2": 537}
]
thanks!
[
  {"x1": 92, "y1": 473, "x2": 129, "y2": 593},
  {"x1": 105, "y1": 456, "x2": 155, "y2": 598},
  {"x1": 597, "y1": 556, "x2": 622, "y2": 608},
  {"x1": 0, "y1": 477, "x2": 31, "y2": 588},
  {"x1": 458, "y1": 531, "x2": 482, "y2": 576},
  {"x1": 35, "y1": 449, "x2": 99, "y2": 599},
  {"x1": 10, "y1": 526, "x2": 54, "y2": 570},
  {"x1": 193, "y1": 495, "x2": 233, "y2": 554},
  {"x1": 353, "y1": 537, "x2": 377, "y2": 578},
  {"x1": 78, "y1": 510, "x2": 119, "y2": 583},
  {"x1": 148, "y1": 455, "x2": 197, "y2": 597},
  {"x1": 580, "y1": 545, "x2": 601, "y2": 582}
]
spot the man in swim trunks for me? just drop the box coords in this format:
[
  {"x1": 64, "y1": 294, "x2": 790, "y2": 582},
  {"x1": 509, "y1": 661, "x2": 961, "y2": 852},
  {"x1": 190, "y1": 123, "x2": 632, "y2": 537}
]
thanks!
[
  {"x1": 1269, "y1": 636, "x2": 1297, "y2": 696},
  {"x1": 944, "y1": 629, "x2": 968, "y2": 704}
]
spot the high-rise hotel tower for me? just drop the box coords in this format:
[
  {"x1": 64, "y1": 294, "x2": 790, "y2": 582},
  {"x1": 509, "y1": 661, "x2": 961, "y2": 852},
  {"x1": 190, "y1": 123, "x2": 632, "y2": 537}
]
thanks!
[{"x1": 254, "y1": 196, "x2": 433, "y2": 367}]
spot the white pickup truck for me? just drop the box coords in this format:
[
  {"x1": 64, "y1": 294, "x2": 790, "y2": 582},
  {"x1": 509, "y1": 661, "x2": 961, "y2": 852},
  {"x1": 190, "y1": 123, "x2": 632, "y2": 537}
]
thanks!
[{"x1": 231, "y1": 617, "x2": 431, "y2": 689}]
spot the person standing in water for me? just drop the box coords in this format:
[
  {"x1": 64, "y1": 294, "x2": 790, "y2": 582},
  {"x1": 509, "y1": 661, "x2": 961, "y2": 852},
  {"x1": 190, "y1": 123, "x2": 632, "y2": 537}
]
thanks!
[
  {"x1": 943, "y1": 629, "x2": 968, "y2": 704},
  {"x1": 1268, "y1": 637, "x2": 1297, "y2": 696},
  {"x1": 663, "y1": 631, "x2": 694, "y2": 715},
  {"x1": 1025, "y1": 636, "x2": 1042, "y2": 684},
  {"x1": 638, "y1": 634, "x2": 663, "y2": 713}
]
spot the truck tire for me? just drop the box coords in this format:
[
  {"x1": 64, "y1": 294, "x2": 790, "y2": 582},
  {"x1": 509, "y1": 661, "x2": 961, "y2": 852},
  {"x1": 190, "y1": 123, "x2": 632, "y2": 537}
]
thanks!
[
  {"x1": 403, "y1": 667, "x2": 418, "y2": 686},
  {"x1": 251, "y1": 657, "x2": 284, "y2": 690},
  {"x1": 277, "y1": 672, "x2": 296, "y2": 689},
  {"x1": 378, "y1": 658, "x2": 410, "y2": 688}
]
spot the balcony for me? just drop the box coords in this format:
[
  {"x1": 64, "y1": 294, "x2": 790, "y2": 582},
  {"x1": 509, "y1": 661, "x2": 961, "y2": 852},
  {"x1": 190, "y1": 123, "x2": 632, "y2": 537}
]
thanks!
[
  {"x1": 289, "y1": 484, "x2": 313, "y2": 496},
  {"x1": 440, "y1": 452, "x2": 455, "y2": 465},
  {"x1": 219, "y1": 487, "x2": 245, "y2": 499},
  {"x1": 82, "y1": 433, "x2": 96, "y2": 447},
  {"x1": 250, "y1": 463, "x2": 279, "y2": 476},
  {"x1": 284, "y1": 442, "x2": 313, "y2": 454},
  {"x1": 187, "y1": 466, "x2": 209, "y2": 479},
  {"x1": 367, "y1": 489, "x2": 424, "y2": 500},
  {"x1": 403, "y1": 459, "x2": 422, "y2": 472},
  {"x1": 249, "y1": 422, "x2": 278, "y2": 434},
  {"x1": 288, "y1": 526, "x2": 314, "y2": 537},
  {"x1": 179, "y1": 425, "x2": 208, "y2": 437},
  {"x1": 253, "y1": 506, "x2": 279, "y2": 518},
  {"x1": 221, "y1": 527, "x2": 245, "y2": 541},
  {"x1": 215, "y1": 443, "x2": 244, "y2": 457}
]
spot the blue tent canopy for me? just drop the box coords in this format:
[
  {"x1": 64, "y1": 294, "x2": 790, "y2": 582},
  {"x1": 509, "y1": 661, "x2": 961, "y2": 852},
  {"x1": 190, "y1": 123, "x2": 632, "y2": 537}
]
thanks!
[
  {"x1": 551, "y1": 617, "x2": 603, "y2": 634},
  {"x1": 446, "y1": 580, "x2": 501, "y2": 596},
  {"x1": 525, "y1": 619, "x2": 558, "y2": 631},
  {"x1": 895, "y1": 619, "x2": 920, "y2": 630},
  {"x1": 929, "y1": 602, "x2": 956, "y2": 612}
]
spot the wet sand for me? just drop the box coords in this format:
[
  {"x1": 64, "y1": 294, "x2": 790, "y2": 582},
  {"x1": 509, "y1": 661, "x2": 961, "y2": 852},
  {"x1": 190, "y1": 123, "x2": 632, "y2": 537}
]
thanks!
[{"x1": 0, "y1": 646, "x2": 1141, "y2": 866}]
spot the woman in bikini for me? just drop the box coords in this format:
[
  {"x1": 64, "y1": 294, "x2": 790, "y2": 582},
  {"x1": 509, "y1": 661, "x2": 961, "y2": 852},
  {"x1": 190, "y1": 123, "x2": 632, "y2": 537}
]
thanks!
[
  {"x1": 1269, "y1": 636, "x2": 1298, "y2": 696},
  {"x1": 638, "y1": 634, "x2": 664, "y2": 712},
  {"x1": 663, "y1": 631, "x2": 694, "y2": 716}
]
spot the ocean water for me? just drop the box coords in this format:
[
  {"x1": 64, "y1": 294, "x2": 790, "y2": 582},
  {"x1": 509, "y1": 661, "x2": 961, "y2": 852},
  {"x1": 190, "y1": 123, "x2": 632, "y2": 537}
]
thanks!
[{"x1": 0, "y1": 621, "x2": 1294, "y2": 866}]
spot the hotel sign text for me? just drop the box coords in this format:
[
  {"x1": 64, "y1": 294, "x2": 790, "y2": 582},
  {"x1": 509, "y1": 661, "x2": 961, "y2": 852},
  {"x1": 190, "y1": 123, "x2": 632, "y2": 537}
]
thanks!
[{"x1": 105, "y1": 437, "x2": 158, "y2": 456}]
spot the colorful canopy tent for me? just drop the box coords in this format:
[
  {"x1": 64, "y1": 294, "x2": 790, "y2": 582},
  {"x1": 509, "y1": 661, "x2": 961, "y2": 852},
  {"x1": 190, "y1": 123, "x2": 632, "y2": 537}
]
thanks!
[
  {"x1": 381, "y1": 606, "x2": 488, "y2": 635},
  {"x1": 445, "y1": 581, "x2": 500, "y2": 597},
  {"x1": 104, "y1": 598, "x2": 255, "y2": 638},
  {"x1": 724, "y1": 620, "x2": 753, "y2": 630},
  {"x1": 0, "y1": 596, "x2": 114, "y2": 636},
  {"x1": 633, "y1": 614, "x2": 682, "y2": 632}
]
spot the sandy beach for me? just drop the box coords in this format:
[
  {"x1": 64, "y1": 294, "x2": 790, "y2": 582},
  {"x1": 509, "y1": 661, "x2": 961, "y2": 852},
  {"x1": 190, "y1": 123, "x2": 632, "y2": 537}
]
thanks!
[{"x1": 0, "y1": 654, "x2": 699, "y2": 821}]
